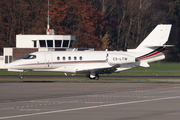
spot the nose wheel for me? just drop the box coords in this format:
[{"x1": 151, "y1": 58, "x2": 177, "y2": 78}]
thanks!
[
  {"x1": 19, "y1": 75, "x2": 24, "y2": 80},
  {"x1": 19, "y1": 72, "x2": 24, "y2": 80}
]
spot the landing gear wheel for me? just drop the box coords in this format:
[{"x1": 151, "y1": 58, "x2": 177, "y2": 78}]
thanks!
[
  {"x1": 88, "y1": 75, "x2": 93, "y2": 79},
  {"x1": 19, "y1": 75, "x2": 24, "y2": 80},
  {"x1": 88, "y1": 74, "x2": 99, "y2": 80},
  {"x1": 94, "y1": 74, "x2": 99, "y2": 80},
  {"x1": 19, "y1": 72, "x2": 24, "y2": 80}
]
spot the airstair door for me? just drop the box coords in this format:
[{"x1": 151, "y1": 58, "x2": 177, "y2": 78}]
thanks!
[{"x1": 45, "y1": 54, "x2": 52, "y2": 68}]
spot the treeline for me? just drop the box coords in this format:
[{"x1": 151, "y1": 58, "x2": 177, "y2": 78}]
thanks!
[{"x1": 0, "y1": 0, "x2": 180, "y2": 61}]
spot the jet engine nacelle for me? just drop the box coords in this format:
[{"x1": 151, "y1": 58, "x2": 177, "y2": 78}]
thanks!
[{"x1": 107, "y1": 53, "x2": 135, "y2": 65}]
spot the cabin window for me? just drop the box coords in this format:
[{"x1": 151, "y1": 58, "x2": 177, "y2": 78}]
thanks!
[
  {"x1": 55, "y1": 40, "x2": 62, "y2": 47},
  {"x1": 63, "y1": 40, "x2": 69, "y2": 47},
  {"x1": 63, "y1": 56, "x2": 65, "y2": 60},
  {"x1": 74, "y1": 56, "x2": 77, "y2": 60},
  {"x1": 47, "y1": 40, "x2": 53, "y2": 47},
  {"x1": 57, "y1": 56, "x2": 60, "y2": 60},
  {"x1": 39, "y1": 40, "x2": 46, "y2": 47},
  {"x1": 79, "y1": 56, "x2": 82, "y2": 60},
  {"x1": 23, "y1": 55, "x2": 36, "y2": 59},
  {"x1": 68, "y1": 56, "x2": 71, "y2": 60}
]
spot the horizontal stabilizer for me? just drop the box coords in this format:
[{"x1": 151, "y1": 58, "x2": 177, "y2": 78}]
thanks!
[{"x1": 145, "y1": 45, "x2": 174, "y2": 48}]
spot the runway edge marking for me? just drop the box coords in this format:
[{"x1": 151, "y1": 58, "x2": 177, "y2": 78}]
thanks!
[{"x1": 1, "y1": 96, "x2": 180, "y2": 120}]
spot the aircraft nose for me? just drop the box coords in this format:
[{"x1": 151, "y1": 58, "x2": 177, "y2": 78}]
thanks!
[
  {"x1": 4, "y1": 61, "x2": 17, "y2": 69},
  {"x1": 4, "y1": 61, "x2": 24, "y2": 72},
  {"x1": 4, "y1": 60, "x2": 22, "y2": 69},
  {"x1": 5, "y1": 63, "x2": 12, "y2": 69}
]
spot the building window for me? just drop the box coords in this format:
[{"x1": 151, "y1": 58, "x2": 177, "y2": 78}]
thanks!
[
  {"x1": 9, "y1": 56, "x2": 12, "y2": 63},
  {"x1": 5, "y1": 56, "x2": 13, "y2": 63},
  {"x1": 57, "y1": 56, "x2": 60, "y2": 60},
  {"x1": 47, "y1": 40, "x2": 53, "y2": 47},
  {"x1": 34, "y1": 41, "x2": 37, "y2": 47},
  {"x1": 55, "y1": 40, "x2": 62, "y2": 47},
  {"x1": 74, "y1": 56, "x2": 77, "y2": 60},
  {"x1": 39, "y1": 40, "x2": 46, "y2": 47},
  {"x1": 63, "y1": 40, "x2": 69, "y2": 47},
  {"x1": 63, "y1": 56, "x2": 65, "y2": 60},
  {"x1": 5, "y1": 56, "x2": 8, "y2": 63},
  {"x1": 69, "y1": 40, "x2": 75, "y2": 48},
  {"x1": 79, "y1": 56, "x2": 82, "y2": 60}
]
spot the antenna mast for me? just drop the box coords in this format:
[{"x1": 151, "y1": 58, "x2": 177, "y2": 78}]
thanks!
[{"x1": 47, "y1": 0, "x2": 50, "y2": 35}]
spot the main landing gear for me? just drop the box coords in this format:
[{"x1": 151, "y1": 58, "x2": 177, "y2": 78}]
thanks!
[{"x1": 88, "y1": 74, "x2": 99, "y2": 80}]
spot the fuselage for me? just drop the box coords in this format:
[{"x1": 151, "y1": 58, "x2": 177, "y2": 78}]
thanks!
[{"x1": 5, "y1": 51, "x2": 137, "y2": 73}]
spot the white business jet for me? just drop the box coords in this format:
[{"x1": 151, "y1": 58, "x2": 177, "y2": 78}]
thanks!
[{"x1": 5, "y1": 24, "x2": 172, "y2": 80}]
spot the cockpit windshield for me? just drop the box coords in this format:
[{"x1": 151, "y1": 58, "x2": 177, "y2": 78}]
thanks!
[{"x1": 23, "y1": 55, "x2": 36, "y2": 59}]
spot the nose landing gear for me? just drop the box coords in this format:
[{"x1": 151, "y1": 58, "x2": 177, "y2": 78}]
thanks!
[{"x1": 19, "y1": 72, "x2": 24, "y2": 80}]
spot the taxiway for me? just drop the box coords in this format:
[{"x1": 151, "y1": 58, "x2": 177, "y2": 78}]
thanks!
[{"x1": 0, "y1": 82, "x2": 180, "y2": 120}]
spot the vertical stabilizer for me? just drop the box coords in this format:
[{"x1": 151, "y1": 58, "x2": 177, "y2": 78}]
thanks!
[
  {"x1": 135, "y1": 24, "x2": 172, "y2": 52},
  {"x1": 127, "y1": 24, "x2": 172, "y2": 64}
]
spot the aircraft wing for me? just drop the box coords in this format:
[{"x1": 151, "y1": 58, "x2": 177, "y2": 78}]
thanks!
[{"x1": 75, "y1": 64, "x2": 120, "y2": 74}]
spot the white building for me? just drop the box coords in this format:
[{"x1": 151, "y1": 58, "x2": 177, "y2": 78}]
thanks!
[
  {"x1": 16, "y1": 34, "x2": 76, "y2": 50},
  {"x1": 0, "y1": 34, "x2": 76, "y2": 69}
]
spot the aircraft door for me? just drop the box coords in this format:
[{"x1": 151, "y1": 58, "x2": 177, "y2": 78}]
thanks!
[{"x1": 45, "y1": 54, "x2": 52, "y2": 68}]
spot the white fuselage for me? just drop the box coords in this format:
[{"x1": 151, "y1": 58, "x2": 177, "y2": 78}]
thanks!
[{"x1": 6, "y1": 50, "x2": 138, "y2": 73}]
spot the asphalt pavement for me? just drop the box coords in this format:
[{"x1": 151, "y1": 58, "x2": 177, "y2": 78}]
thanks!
[{"x1": 0, "y1": 82, "x2": 180, "y2": 120}]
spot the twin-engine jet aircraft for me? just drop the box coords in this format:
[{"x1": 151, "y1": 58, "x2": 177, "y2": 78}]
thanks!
[{"x1": 5, "y1": 24, "x2": 172, "y2": 80}]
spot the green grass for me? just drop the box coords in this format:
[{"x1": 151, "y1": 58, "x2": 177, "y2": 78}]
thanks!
[
  {"x1": 0, "y1": 62, "x2": 180, "y2": 76},
  {"x1": 119, "y1": 62, "x2": 180, "y2": 76}
]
